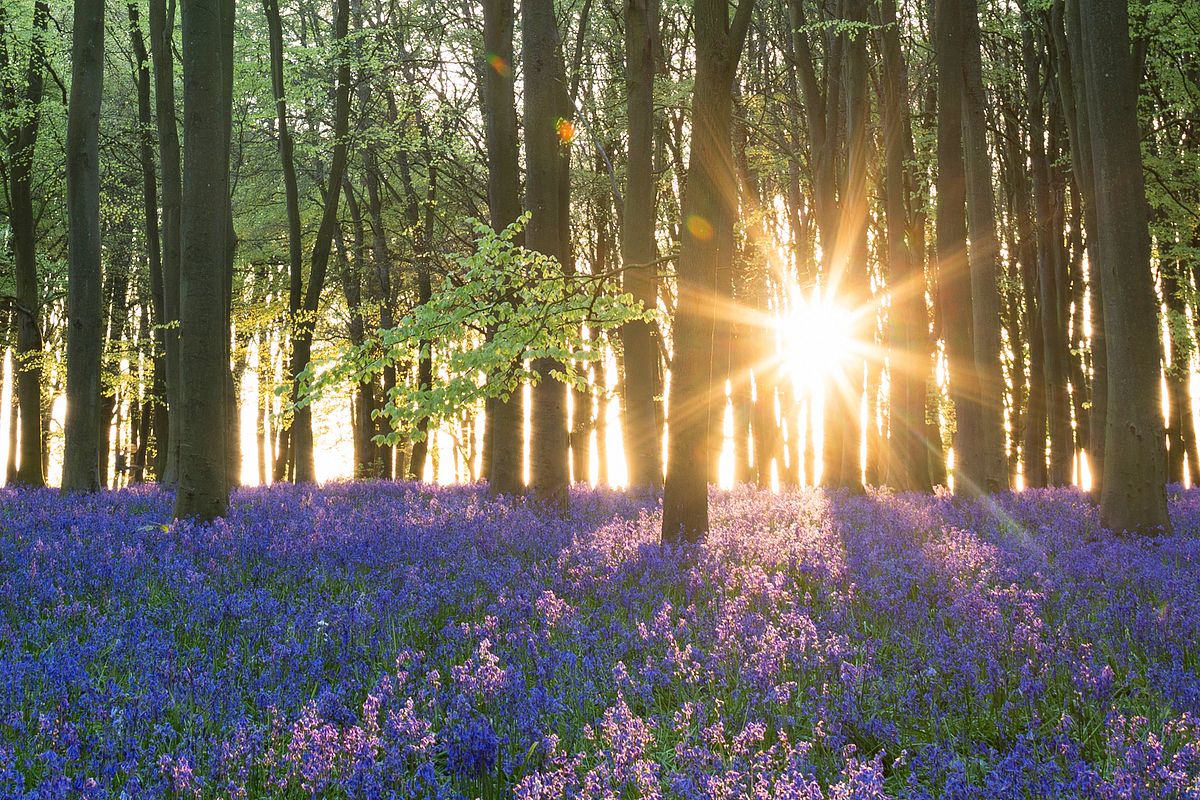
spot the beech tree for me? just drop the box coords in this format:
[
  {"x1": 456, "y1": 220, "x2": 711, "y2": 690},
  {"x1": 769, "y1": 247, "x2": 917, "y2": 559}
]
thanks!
[
  {"x1": 174, "y1": 0, "x2": 235, "y2": 520},
  {"x1": 662, "y1": 0, "x2": 755, "y2": 543},
  {"x1": 1079, "y1": 0, "x2": 1171, "y2": 534},
  {"x1": 1, "y1": 0, "x2": 50, "y2": 488},
  {"x1": 62, "y1": 0, "x2": 103, "y2": 493}
]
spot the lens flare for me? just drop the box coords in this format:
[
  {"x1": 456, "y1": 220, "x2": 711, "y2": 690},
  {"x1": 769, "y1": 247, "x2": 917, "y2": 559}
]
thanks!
[
  {"x1": 556, "y1": 117, "x2": 576, "y2": 144},
  {"x1": 487, "y1": 53, "x2": 510, "y2": 77},
  {"x1": 685, "y1": 214, "x2": 713, "y2": 241}
]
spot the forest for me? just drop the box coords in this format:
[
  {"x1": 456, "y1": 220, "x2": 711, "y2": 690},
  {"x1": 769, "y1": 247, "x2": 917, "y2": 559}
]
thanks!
[{"x1": 2, "y1": 0, "x2": 1200, "y2": 796}]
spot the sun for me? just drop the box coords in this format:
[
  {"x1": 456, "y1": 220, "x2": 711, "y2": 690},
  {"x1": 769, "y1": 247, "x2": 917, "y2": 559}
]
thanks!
[{"x1": 780, "y1": 292, "x2": 858, "y2": 391}]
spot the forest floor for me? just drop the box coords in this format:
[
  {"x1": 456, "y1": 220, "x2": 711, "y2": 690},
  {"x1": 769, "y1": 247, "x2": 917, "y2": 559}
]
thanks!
[{"x1": 2, "y1": 481, "x2": 1199, "y2": 798}]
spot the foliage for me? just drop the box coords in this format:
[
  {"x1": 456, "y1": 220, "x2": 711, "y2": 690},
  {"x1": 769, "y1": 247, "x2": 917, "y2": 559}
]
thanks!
[{"x1": 297, "y1": 213, "x2": 653, "y2": 444}]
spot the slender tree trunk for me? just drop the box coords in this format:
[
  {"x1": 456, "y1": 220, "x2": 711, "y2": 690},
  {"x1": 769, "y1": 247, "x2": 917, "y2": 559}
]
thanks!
[
  {"x1": 828, "y1": 0, "x2": 869, "y2": 492},
  {"x1": 127, "y1": 1, "x2": 167, "y2": 483},
  {"x1": 934, "y1": 0, "x2": 983, "y2": 493},
  {"x1": 360, "y1": 95, "x2": 395, "y2": 478},
  {"x1": 960, "y1": 0, "x2": 1006, "y2": 492},
  {"x1": 174, "y1": 0, "x2": 232, "y2": 520},
  {"x1": 97, "y1": 266, "x2": 129, "y2": 488},
  {"x1": 522, "y1": 0, "x2": 570, "y2": 508},
  {"x1": 262, "y1": 0, "x2": 305, "y2": 480},
  {"x1": 407, "y1": 245, "x2": 434, "y2": 482},
  {"x1": 4, "y1": 0, "x2": 50, "y2": 487},
  {"x1": 6, "y1": 315, "x2": 19, "y2": 483},
  {"x1": 1078, "y1": 0, "x2": 1170, "y2": 533},
  {"x1": 149, "y1": 0, "x2": 183, "y2": 484},
  {"x1": 662, "y1": 0, "x2": 754, "y2": 542},
  {"x1": 1163, "y1": 265, "x2": 1193, "y2": 484},
  {"x1": 340, "y1": 186, "x2": 375, "y2": 479},
  {"x1": 1057, "y1": 0, "x2": 1106, "y2": 491},
  {"x1": 62, "y1": 0, "x2": 105, "y2": 493},
  {"x1": 289, "y1": 0, "x2": 352, "y2": 483},
  {"x1": 219, "y1": 0, "x2": 239, "y2": 488},
  {"x1": 481, "y1": 0, "x2": 525, "y2": 496},
  {"x1": 877, "y1": 0, "x2": 930, "y2": 492}
]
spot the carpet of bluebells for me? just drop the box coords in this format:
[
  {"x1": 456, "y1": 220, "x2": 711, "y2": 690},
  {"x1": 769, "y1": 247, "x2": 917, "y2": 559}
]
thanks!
[{"x1": 4, "y1": 481, "x2": 1200, "y2": 798}]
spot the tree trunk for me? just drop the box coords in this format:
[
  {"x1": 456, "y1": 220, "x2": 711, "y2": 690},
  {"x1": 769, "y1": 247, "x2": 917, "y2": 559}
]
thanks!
[
  {"x1": 522, "y1": 0, "x2": 570, "y2": 508},
  {"x1": 219, "y1": 0, "x2": 239, "y2": 489},
  {"x1": 877, "y1": 0, "x2": 930, "y2": 492},
  {"x1": 149, "y1": 0, "x2": 183, "y2": 484},
  {"x1": 1056, "y1": 0, "x2": 1106, "y2": 491},
  {"x1": 960, "y1": 0, "x2": 1007, "y2": 492},
  {"x1": 662, "y1": 0, "x2": 754, "y2": 542},
  {"x1": 1078, "y1": 0, "x2": 1170, "y2": 533},
  {"x1": 97, "y1": 265, "x2": 129, "y2": 488},
  {"x1": 289, "y1": 0, "x2": 352, "y2": 484},
  {"x1": 934, "y1": 0, "x2": 983, "y2": 493},
  {"x1": 4, "y1": 0, "x2": 50, "y2": 488},
  {"x1": 828, "y1": 0, "x2": 869, "y2": 492},
  {"x1": 481, "y1": 0, "x2": 525, "y2": 496},
  {"x1": 360, "y1": 101, "x2": 396, "y2": 478},
  {"x1": 263, "y1": 0, "x2": 305, "y2": 480},
  {"x1": 127, "y1": 1, "x2": 167, "y2": 484},
  {"x1": 62, "y1": 0, "x2": 105, "y2": 493},
  {"x1": 6, "y1": 315, "x2": 19, "y2": 483},
  {"x1": 174, "y1": 0, "x2": 232, "y2": 520},
  {"x1": 1163, "y1": 265, "x2": 1193, "y2": 485},
  {"x1": 340, "y1": 186, "x2": 376, "y2": 480}
]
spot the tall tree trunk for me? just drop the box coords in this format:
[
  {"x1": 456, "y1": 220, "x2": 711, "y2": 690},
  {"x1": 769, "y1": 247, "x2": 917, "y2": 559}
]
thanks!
[
  {"x1": 97, "y1": 265, "x2": 130, "y2": 488},
  {"x1": 1055, "y1": 0, "x2": 1106, "y2": 490},
  {"x1": 262, "y1": 0, "x2": 305, "y2": 480},
  {"x1": 62, "y1": 0, "x2": 105, "y2": 493},
  {"x1": 481, "y1": 0, "x2": 524, "y2": 495},
  {"x1": 828, "y1": 0, "x2": 869, "y2": 492},
  {"x1": 1163, "y1": 265, "x2": 1193, "y2": 484},
  {"x1": 6, "y1": 315, "x2": 20, "y2": 483},
  {"x1": 522, "y1": 0, "x2": 570, "y2": 508},
  {"x1": 174, "y1": 0, "x2": 232, "y2": 520},
  {"x1": 877, "y1": 0, "x2": 931, "y2": 492},
  {"x1": 662, "y1": 0, "x2": 754, "y2": 542},
  {"x1": 960, "y1": 0, "x2": 1007, "y2": 492},
  {"x1": 219, "y1": 0, "x2": 239, "y2": 488},
  {"x1": 149, "y1": 0, "x2": 183, "y2": 484},
  {"x1": 934, "y1": 0, "x2": 983, "y2": 493},
  {"x1": 361, "y1": 156, "x2": 396, "y2": 478},
  {"x1": 1078, "y1": 0, "x2": 1170, "y2": 533},
  {"x1": 3, "y1": 0, "x2": 50, "y2": 487},
  {"x1": 289, "y1": 0, "x2": 352, "y2": 484},
  {"x1": 127, "y1": 1, "x2": 167, "y2": 483},
  {"x1": 340, "y1": 185, "x2": 376, "y2": 479}
]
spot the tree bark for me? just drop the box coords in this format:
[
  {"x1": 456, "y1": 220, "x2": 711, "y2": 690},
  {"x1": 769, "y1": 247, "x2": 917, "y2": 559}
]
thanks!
[
  {"x1": 481, "y1": 0, "x2": 525, "y2": 496},
  {"x1": 827, "y1": 0, "x2": 869, "y2": 492},
  {"x1": 62, "y1": 0, "x2": 105, "y2": 493},
  {"x1": 1078, "y1": 0, "x2": 1170, "y2": 533},
  {"x1": 1164, "y1": 266, "x2": 1194, "y2": 485},
  {"x1": 3, "y1": 0, "x2": 50, "y2": 487},
  {"x1": 522, "y1": 0, "x2": 570, "y2": 508},
  {"x1": 1055, "y1": 0, "x2": 1106, "y2": 490},
  {"x1": 149, "y1": 0, "x2": 183, "y2": 484},
  {"x1": 127, "y1": 1, "x2": 167, "y2": 483},
  {"x1": 877, "y1": 0, "x2": 931, "y2": 492},
  {"x1": 662, "y1": 0, "x2": 754, "y2": 542},
  {"x1": 289, "y1": 0, "x2": 352, "y2": 484},
  {"x1": 934, "y1": 0, "x2": 983, "y2": 493},
  {"x1": 174, "y1": 0, "x2": 232, "y2": 520},
  {"x1": 959, "y1": 0, "x2": 1007, "y2": 492},
  {"x1": 262, "y1": 0, "x2": 305, "y2": 480}
]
